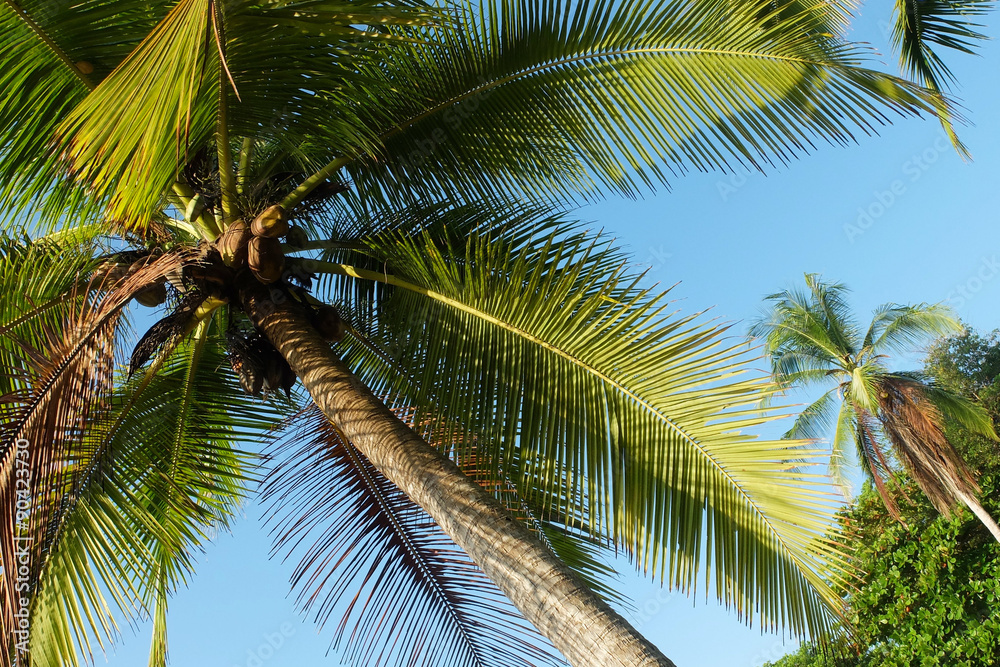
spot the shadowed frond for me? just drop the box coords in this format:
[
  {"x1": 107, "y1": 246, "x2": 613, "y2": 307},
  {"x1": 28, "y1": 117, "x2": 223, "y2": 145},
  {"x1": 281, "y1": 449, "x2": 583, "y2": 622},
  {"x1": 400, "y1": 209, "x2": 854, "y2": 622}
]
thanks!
[
  {"x1": 890, "y1": 0, "x2": 991, "y2": 91},
  {"x1": 261, "y1": 404, "x2": 565, "y2": 667},
  {"x1": 304, "y1": 217, "x2": 855, "y2": 639}
]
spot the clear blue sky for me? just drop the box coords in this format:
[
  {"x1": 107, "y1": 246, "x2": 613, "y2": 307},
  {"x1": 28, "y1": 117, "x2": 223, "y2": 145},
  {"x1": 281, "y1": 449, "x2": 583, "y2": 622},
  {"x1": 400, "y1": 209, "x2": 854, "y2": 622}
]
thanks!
[{"x1": 103, "y1": 4, "x2": 999, "y2": 666}]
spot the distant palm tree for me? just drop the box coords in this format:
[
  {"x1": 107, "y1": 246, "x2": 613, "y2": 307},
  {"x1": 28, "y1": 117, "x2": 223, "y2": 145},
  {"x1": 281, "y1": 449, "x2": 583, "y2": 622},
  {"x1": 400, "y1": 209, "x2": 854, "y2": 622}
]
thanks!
[{"x1": 750, "y1": 274, "x2": 1000, "y2": 543}]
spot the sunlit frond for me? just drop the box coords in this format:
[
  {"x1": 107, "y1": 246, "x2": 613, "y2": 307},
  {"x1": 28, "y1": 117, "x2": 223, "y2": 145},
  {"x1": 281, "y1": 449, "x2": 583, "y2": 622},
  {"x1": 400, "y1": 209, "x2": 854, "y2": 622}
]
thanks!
[
  {"x1": 55, "y1": 0, "x2": 218, "y2": 228},
  {"x1": 862, "y1": 303, "x2": 961, "y2": 356},
  {"x1": 304, "y1": 216, "x2": 855, "y2": 638},
  {"x1": 324, "y1": 0, "x2": 944, "y2": 210}
]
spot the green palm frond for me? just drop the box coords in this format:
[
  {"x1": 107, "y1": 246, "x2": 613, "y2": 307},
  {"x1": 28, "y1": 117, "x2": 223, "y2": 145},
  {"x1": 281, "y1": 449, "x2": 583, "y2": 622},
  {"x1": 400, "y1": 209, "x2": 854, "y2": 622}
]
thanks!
[
  {"x1": 845, "y1": 365, "x2": 881, "y2": 413},
  {"x1": 303, "y1": 220, "x2": 854, "y2": 638},
  {"x1": 314, "y1": 0, "x2": 944, "y2": 210},
  {"x1": 0, "y1": 2, "x2": 93, "y2": 222},
  {"x1": 262, "y1": 404, "x2": 565, "y2": 667},
  {"x1": 0, "y1": 234, "x2": 98, "y2": 345},
  {"x1": 828, "y1": 398, "x2": 857, "y2": 497},
  {"x1": 1, "y1": 0, "x2": 437, "y2": 228},
  {"x1": 862, "y1": 302, "x2": 961, "y2": 356},
  {"x1": 750, "y1": 280, "x2": 857, "y2": 369},
  {"x1": 890, "y1": 0, "x2": 991, "y2": 92},
  {"x1": 26, "y1": 319, "x2": 279, "y2": 667},
  {"x1": 55, "y1": 0, "x2": 218, "y2": 229},
  {"x1": 226, "y1": 0, "x2": 436, "y2": 159},
  {"x1": 771, "y1": 350, "x2": 839, "y2": 388},
  {"x1": 0, "y1": 251, "x2": 190, "y2": 663},
  {"x1": 802, "y1": 274, "x2": 858, "y2": 355},
  {"x1": 784, "y1": 388, "x2": 839, "y2": 441}
]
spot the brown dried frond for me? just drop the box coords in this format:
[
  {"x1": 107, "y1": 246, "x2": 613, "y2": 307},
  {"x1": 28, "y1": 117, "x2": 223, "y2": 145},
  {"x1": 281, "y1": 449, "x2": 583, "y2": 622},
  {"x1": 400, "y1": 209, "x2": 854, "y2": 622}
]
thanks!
[
  {"x1": 855, "y1": 409, "x2": 904, "y2": 521},
  {"x1": 129, "y1": 293, "x2": 206, "y2": 376},
  {"x1": 0, "y1": 252, "x2": 187, "y2": 648},
  {"x1": 876, "y1": 376, "x2": 979, "y2": 517}
]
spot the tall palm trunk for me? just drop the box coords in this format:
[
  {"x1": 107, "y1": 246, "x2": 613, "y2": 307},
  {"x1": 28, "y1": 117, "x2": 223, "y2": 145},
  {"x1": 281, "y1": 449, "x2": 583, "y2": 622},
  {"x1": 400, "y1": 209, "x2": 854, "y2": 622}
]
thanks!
[{"x1": 242, "y1": 284, "x2": 676, "y2": 667}]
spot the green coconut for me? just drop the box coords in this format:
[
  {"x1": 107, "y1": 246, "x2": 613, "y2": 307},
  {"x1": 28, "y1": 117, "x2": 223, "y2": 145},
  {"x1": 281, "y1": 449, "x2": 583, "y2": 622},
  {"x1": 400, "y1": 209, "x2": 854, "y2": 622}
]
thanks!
[{"x1": 251, "y1": 204, "x2": 289, "y2": 238}]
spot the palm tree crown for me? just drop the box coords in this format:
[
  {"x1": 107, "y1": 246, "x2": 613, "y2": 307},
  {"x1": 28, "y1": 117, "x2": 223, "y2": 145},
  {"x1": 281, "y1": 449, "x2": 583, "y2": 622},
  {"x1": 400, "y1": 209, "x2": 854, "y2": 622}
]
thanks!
[{"x1": 750, "y1": 274, "x2": 1000, "y2": 541}]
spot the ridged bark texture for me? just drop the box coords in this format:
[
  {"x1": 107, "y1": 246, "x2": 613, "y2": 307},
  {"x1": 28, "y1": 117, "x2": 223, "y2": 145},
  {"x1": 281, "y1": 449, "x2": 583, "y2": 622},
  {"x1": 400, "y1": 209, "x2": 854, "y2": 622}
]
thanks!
[{"x1": 242, "y1": 284, "x2": 676, "y2": 667}]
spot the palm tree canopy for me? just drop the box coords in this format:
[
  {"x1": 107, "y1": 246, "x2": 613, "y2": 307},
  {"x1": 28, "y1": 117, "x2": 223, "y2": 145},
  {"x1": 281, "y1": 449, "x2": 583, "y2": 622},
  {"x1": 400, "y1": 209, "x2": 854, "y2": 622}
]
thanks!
[{"x1": 1, "y1": 0, "x2": 957, "y2": 230}]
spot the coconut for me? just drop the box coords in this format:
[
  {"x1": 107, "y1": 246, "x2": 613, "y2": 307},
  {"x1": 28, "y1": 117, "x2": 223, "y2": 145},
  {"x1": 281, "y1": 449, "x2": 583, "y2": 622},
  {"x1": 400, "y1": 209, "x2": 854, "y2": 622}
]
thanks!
[
  {"x1": 218, "y1": 219, "x2": 252, "y2": 267},
  {"x1": 248, "y1": 236, "x2": 285, "y2": 284},
  {"x1": 251, "y1": 204, "x2": 289, "y2": 238},
  {"x1": 261, "y1": 351, "x2": 296, "y2": 397},
  {"x1": 313, "y1": 305, "x2": 346, "y2": 343},
  {"x1": 134, "y1": 282, "x2": 167, "y2": 307}
]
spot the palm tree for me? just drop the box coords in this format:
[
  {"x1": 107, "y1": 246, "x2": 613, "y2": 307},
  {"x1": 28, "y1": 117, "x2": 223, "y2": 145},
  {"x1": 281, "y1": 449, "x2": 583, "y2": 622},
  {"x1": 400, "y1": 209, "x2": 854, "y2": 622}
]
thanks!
[
  {"x1": 0, "y1": 1, "x2": 989, "y2": 666},
  {"x1": 749, "y1": 274, "x2": 1000, "y2": 543}
]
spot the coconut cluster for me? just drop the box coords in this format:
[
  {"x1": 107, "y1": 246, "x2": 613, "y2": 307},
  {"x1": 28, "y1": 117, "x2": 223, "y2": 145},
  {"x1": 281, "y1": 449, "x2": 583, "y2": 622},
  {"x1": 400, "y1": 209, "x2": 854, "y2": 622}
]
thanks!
[{"x1": 217, "y1": 204, "x2": 295, "y2": 284}]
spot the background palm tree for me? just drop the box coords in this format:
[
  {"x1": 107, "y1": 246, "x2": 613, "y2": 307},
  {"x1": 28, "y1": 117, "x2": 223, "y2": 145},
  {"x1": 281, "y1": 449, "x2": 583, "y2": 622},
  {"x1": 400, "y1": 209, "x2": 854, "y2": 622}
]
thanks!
[
  {"x1": 749, "y1": 274, "x2": 1000, "y2": 542},
  {"x1": 0, "y1": 0, "x2": 990, "y2": 666}
]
